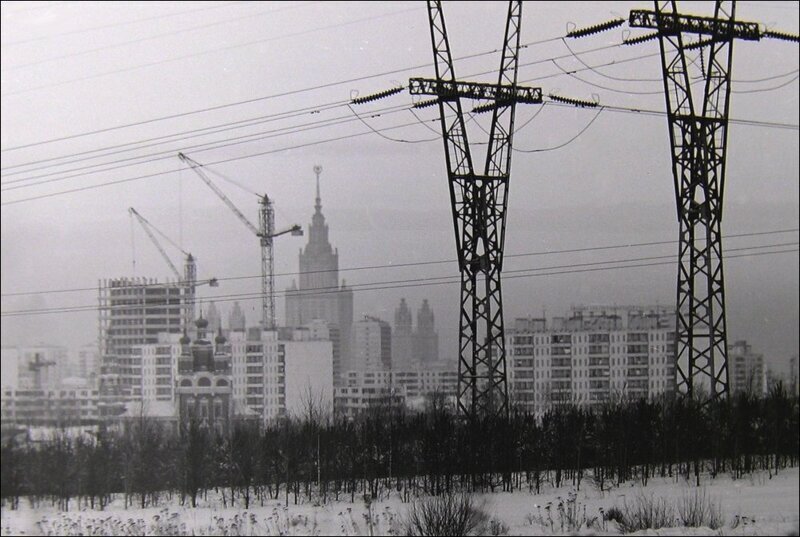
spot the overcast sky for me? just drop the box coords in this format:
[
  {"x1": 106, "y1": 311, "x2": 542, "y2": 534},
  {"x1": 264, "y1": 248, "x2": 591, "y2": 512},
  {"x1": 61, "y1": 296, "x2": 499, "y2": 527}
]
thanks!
[{"x1": 1, "y1": 1, "x2": 798, "y2": 372}]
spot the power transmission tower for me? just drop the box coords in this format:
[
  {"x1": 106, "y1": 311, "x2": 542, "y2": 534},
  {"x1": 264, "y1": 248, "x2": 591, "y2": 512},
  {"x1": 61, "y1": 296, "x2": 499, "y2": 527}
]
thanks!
[
  {"x1": 410, "y1": 1, "x2": 541, "y2": 420},
  {"x1": 627, "y1": 1, "x2": 798, "y2": 401}
]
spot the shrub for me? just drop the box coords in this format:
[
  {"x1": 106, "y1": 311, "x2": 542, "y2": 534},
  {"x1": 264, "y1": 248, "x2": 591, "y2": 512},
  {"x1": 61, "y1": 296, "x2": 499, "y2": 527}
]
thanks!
[
  {"x1": 617, "y1": 492, "x2": 675, "y2": 532},
  {"x1": 603, "y1": 505, "x2": 625, "y2": 524},
  {"x1": 488, "y1": 518, "x2": 508, "y2": 536},
  {"x1": 678, "y1": 488, "x2": 724, "y2": 529},
  {"x1": 403, "y1": 492, "x2": 489, "y2": 536}
]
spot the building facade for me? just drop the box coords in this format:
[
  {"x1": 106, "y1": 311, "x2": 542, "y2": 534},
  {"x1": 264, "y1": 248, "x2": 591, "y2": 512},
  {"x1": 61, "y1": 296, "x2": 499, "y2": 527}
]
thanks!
[
  {"x1": 729, "y1": 340, "x2": 766, "y2": 396},
  {"x1": 98, "y1": 277, "x2": 190, "y2": 400},
  {"x1": 506, "y1": 305, "x2": 677, "y2": 414},
  {"x1": 284, "y1": 175, "x2": 353, "y2": 382},
  {"x1": 391, "y1": 299, "x2": 414, "y2": 370},
  {"x1": 414, "y1": 299, "x2": 439, "y2": 366},
  {"x1": 134, "y1": 323, "x2": 334, "y2": 426},
  {"x1": 334, "y1": 366, "x2": 458, "y2": 417},
  {"x1": 353, "y1": 315, "x2": 392, "y2": 371},
  {"x1": 391, "y1": 298, "x2": 440, "y2": 371},
  {"x1": 175, "y1": 317, "x2": 237, "y2": 436},
  {"x1": 2, "y1": 381, "x2": 99, "y2": 428}
]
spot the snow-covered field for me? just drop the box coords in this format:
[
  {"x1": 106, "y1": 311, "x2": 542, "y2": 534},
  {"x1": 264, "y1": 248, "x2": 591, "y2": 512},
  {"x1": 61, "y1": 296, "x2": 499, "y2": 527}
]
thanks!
[{"x1": 2, "y1": 468, "x2": 798, "y2": 536}]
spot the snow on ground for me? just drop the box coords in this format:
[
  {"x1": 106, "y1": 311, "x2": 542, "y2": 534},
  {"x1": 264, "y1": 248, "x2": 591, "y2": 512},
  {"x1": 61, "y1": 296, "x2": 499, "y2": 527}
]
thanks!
[{"x1": 1, "y1": 468, "x2": 798, "y2": 536}]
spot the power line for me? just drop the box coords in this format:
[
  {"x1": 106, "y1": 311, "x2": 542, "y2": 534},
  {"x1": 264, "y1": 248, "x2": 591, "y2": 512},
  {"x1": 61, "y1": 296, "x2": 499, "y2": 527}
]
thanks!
[
  {"x1": 2, "y1": 227, "x2": 796, "y2": 298},
  {"x1": 6, "y1": 35, "x2": 792, "y2": 177},
  {"x1": 0, "y1": 100, "x2": 349, "y2": 175},
  {"x1": 0, "y1": 115, "x2": 432, "y2": 206},
  {"x1": 514, "y1": 106, "x2": 605, "y2": 153},
  {"x1": 2, "y1": 245, "x2": 796, "y2": 317},
  {"x1": 2, "y1": 2, "x2": 320, "y2": 71},
  {"x1": 0, "y1": 5, "x2": 425, "y2": 98},
  {"x1": 0, "y1": 35, "x2": 562, "y2": 153},
  {"x1": 3, "y1": 28, "x2": 794, "y2": 158},
  {"x1": 1, "y1": 2, "x2": 250, "y2": 47},
  {"x1": 4, "y1": 65, "x2": 797, "y2": 188},
  {"x1": 0, "y1": 103, "x2": 411, "y2": 191},
  {"x1": 3, "y1": 98, "x2": 797, "y2": 206}
]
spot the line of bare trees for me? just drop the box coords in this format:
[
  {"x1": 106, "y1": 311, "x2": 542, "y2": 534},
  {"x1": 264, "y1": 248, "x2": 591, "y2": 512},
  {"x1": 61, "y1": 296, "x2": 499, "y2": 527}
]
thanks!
[{"x1": 1, "y1": 384, "x2": 798, "y2": 512}]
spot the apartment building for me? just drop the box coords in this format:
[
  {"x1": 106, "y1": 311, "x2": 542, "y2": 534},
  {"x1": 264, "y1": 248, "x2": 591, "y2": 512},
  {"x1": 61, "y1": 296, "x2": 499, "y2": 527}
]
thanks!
[{"x1": 506, "y1": 305, "x2": 677, "y2": 414}]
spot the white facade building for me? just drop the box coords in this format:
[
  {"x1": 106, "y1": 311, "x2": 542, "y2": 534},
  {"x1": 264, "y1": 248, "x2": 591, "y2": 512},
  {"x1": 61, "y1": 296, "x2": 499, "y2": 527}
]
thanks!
[
  {"x1": 334, "y1": 366, "x2": 458, "y2": 416},
  {"x1": 506, "y1": 305, "x2": 677, "y2": 414},
  {"x1": 136, "y1": 325, "x2": 334, "y2": 425},
  {"x1": 353, "y1": 315, "x2": 392, "y2": 371}
]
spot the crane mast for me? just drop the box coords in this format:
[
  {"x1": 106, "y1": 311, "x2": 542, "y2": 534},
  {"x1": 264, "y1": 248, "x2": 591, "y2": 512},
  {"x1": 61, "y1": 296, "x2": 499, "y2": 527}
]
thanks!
[
  {"x1": 178, "y1": 152, "x2": 302, "y2": 330},
  {"x1": 129, "y1": 207, "x2": 199, "y2": 328}
]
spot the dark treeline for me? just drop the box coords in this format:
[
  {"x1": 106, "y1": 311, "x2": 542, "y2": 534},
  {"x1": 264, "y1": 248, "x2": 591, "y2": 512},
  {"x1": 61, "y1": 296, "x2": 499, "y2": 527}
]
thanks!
[{"x1": 1, "y1": 385, "x2": 798, "y2": 512}]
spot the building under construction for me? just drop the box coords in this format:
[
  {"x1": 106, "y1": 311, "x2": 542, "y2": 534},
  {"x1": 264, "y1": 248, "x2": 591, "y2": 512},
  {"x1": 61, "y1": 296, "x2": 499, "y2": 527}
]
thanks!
[{"x1": 98, "y1": 271, "x2": 194, "y2": 402}]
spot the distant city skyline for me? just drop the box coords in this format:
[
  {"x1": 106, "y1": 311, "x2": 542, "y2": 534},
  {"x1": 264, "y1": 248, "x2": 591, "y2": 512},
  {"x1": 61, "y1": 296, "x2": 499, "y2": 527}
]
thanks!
[{"x1": 1, "y1": 1, "x2": 797, "y2": 376}]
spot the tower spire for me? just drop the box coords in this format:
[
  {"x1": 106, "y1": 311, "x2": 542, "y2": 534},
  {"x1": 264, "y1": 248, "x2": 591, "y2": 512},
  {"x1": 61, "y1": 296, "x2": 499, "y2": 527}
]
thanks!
[{"x1": 313, "y1": 165, "x2": 323, "y2": 213}]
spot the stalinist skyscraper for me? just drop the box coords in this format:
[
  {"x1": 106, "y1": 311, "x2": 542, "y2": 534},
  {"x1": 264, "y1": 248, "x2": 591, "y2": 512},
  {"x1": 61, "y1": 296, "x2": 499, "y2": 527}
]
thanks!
[{"x1": 285, "y1": 166, "x2": 353, "y2": 379}]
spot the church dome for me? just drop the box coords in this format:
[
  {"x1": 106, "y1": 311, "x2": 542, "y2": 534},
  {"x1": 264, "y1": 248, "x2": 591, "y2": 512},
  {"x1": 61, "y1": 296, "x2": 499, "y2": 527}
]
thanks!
[
  {"x1": 196, "y1": 317, "x2": 208, "y2": 329},
  {"x1": 215, "y1": 330, "x2": 227, "y2": 345},
  {"x1": 180, "y1": 331, "x2": 191, "y2": 345}
]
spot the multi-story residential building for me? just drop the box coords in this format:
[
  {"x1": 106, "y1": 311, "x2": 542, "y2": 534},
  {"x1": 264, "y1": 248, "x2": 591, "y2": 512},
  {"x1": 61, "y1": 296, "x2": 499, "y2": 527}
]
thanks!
[
  {"x1": 282, "y1": 331, "x2": 334, "y2": 421},
  {"x1": 285, "y1": 173, "x2": 353, "y2": 378},
  {"x1": 353, "y1": 315, "x2": 392, "y2": 371},
  {"x1": 135, "y1": 322, "x2": 333, "y2": 426},
  {"x1": 140, "y1": 333, "x2": 182, "y2": 406},
  {"x1": 1, "y1": 380, "x2": 99, "y2": 428},
  {"x1": 506, "y1": 305, "x2": 677, "y2": 414},
  {"x1": 334, "y1": 366, "x2": 458, "y2": 416},
  {"x1": 98, "y1": 276, "x2": 191, "y2": 400},
  {"x1": 729, "y1": 340, "x2": 766, "y2": 396}
]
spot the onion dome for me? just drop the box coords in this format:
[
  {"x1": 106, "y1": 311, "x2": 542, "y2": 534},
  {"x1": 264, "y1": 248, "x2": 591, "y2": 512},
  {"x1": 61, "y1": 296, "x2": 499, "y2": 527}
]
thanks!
[{"x1": 215, "y1": 327, "x2": 227, "y2": 345}]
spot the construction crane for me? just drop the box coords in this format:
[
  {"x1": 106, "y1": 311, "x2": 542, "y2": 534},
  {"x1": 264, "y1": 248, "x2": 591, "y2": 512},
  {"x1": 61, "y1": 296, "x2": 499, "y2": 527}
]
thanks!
[
  {"x1": 129, "y1": 207, "x2": 218, "y2": 328},
  {"x1": 28, "y1": 352, "x2": 56, "y2": 390},
  {"x1": 178, "y1": 152, "x2": 303, "y2": 330}
]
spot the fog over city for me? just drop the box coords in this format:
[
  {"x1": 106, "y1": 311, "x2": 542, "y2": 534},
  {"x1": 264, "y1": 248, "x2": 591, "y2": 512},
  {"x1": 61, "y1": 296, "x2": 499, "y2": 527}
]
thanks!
[{"x1": 1, "y1": 0, "x2": 798, "y2": 372}]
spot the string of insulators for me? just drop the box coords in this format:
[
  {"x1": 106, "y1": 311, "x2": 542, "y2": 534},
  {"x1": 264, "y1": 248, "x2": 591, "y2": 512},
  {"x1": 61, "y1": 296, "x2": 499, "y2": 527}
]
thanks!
[
  {"x1": 547, "y1": 94, "x2": 599, "y2": 108},
  {"x1": 471, "y1": 102, "x2": 498, "y2": 114},
  {"x1": 567, "y1": 18, "x2": 625, "y2": 38},
  {"x1": 412, "y1": 98, "x2": 440, "y2": 109},
  {"x1": 684, "y1": 38, "x2": 715, "y2": 51},
  {"x1": 351, "y1": 86, "x2": 404, "y2": 105},
  {"x1": 763, "y1": 30, "x2": 800, "y2": 43},
  {"x1": 623, "y1": 32, "x2": 659, "y2": 46}
]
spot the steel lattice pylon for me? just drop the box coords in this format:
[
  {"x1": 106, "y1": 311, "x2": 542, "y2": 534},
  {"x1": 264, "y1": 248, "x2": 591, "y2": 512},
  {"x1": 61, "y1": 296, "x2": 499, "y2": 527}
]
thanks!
[
  {"x1": 630, "y1": 1, "x2": 760, "y2": 401},
  {"x1": 410, "y1": 1, "x2": 540, "y2": 420}
]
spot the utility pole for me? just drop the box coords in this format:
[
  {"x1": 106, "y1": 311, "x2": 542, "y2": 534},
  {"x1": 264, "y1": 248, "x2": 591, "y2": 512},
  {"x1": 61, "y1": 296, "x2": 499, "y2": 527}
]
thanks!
[
  {"x1": 626, "y1": 1, "x2": 798, "y2": 401},
  {"x1": 410, "y1": 1, "x2": 541, "y2": 420}
]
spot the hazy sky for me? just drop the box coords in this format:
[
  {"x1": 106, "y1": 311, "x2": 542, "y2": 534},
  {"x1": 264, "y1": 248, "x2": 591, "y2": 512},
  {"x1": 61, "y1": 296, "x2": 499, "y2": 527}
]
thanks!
[{"x1": 1, "y1": 1, "x2": 798, "y2": 372}]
